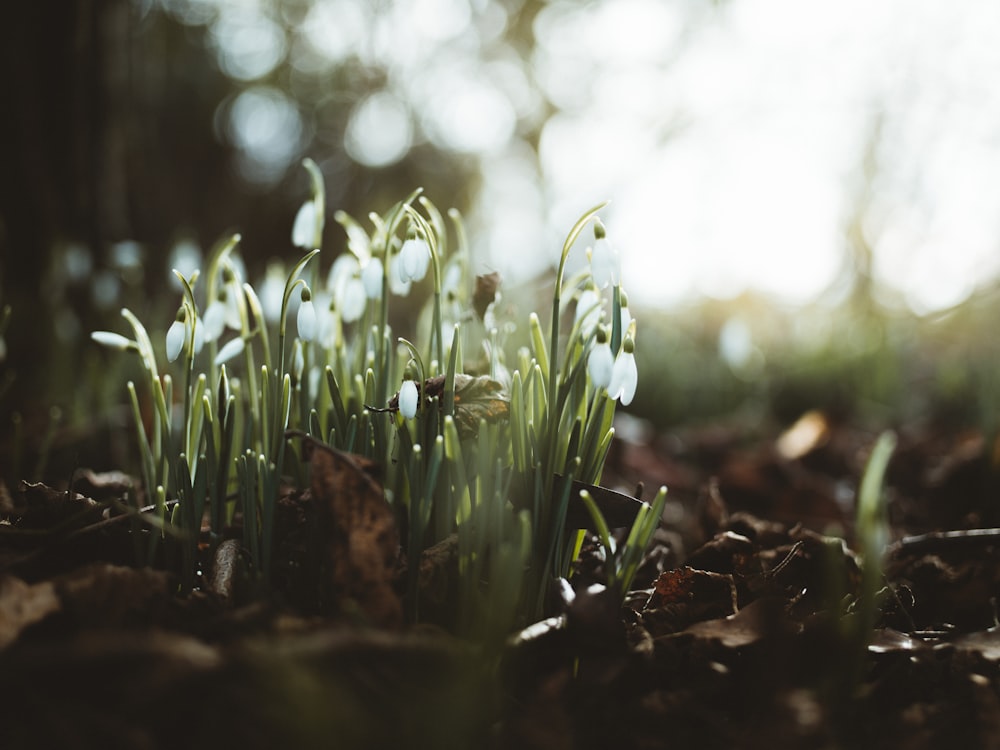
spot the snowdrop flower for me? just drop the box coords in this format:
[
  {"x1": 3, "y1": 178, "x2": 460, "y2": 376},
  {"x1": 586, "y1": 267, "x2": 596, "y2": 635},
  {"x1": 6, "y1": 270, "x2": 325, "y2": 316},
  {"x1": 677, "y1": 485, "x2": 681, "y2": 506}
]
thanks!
[
  {"x1": 258, "y1": 263, "x2": 286, "y2": 323},
  {"x1": 214, "y1": 336, "x2": 245, "y2": 366},
  {"x1": 91, "y1": 331, "x2": 135, "y2": 351},
  {"x1": 387, "y1": 254, "x2": 412, "y2": 296},
  {"x1": 340, "y1": 278, "x2": 367, "y2": 323},
  {"x1": 203, "y1": 292, "x2": 227, "y2": 342},
  {"x1": 166, "y1": 308, "x2": 187, "y2": 363},
  {"x1": 192, "y1": 316, "x2": 205, "y2": 355},
  {"x1": 608, "y1": 336, "x2": 638, "y2": 406},
  {"x1": 618, "y1": 289, "x2": 633, "y2": 339},
  {"x1": 328, "y1": 253, "x2": 361, "y2": 297},
  {"x1": 167, "y1": 239, "x2": 202, "y2": 293},
  {"x1": 398, "y1": 379, "x2": 419, "y2": 419},
  {"x1": 589, "y1": 220, "x2": 620, "y2": 289},
  {"x1": 398, "y1": 235, "x2": 431, "y2": 283},
  {"x1": 292, "y1": 199, "x2": 318, "y2": 248},
  {"x1": 574, "y1": 287, "x2": 603, "y2": 338},
  {"x1": 587, "y1": 327, "x2": 614, "y2": 390},
  {"x1": 297, "y1": 287, "x2": 317, "y2": 342},
  {"x1": 314, "y1": 292, "x2": 337, "y2": 348},
  {"x1": 361, "y1": 258, "x2": 384, "y2": 299}
]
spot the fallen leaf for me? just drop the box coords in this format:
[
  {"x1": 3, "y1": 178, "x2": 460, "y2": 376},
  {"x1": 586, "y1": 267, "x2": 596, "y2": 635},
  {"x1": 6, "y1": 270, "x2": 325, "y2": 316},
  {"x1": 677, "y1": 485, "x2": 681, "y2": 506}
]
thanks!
[
  {"x1": 473, "y1": 271, "x2": 501, "y2": 321},
  {"x1": 0, "y1": 575, "x2": 60, "y2": 649},
  {"x1": 386, "y1": 374, "x2": 509, "y2": 438},
  {"x1": 303, "y1": 436, "x2": 402, "y2": 627}
]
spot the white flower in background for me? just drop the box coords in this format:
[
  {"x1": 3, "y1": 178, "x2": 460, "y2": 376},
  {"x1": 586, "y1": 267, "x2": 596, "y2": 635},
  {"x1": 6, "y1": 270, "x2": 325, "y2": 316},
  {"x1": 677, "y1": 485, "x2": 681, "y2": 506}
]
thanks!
[
  {"x1": 588, "y1": 220, "x2": 620, "y2": 289},
  {"x1": 340, "y1": 277, "x2": 367, "y2": 323},
  {"x1": 587, "y1": 328, "x2": 614, "y2": 390},
  {"x1": 214, "y1": 336, "x2": 245, "y2": 366},
  {"x1": 361, "y1": 258, "x2": 384, "y2": 299},
  {"x1": 387, "y1": 254, "x2": 411, "y2": 296},
  {"x1": 167, "y1": 239, "x2": 202, "y2": 293},
  {"x1": 292, "y1": 199, "x2": 318, "y2": 248},
  {"x1": 166, "y1": 309, "x2": 187, "y2": 363},
  {"x1": 574, "y1": 287, "x2": 603, "y2": 337},
  {"x1": 91, "y1": 331, "x2": 135, "y2": 351},
  {"x1": 259, "y1": 263, "x2": 286, "y2": 323},
  {"x1": 292, "y1": 339, "x2": 305, "y2": 381},
  {"x1": 314, "y1": 291, "x2": 337, "y2": 347},
  {"x1": 192, "y1": 316, "x2": 205, "y2": 355},
  {"x1": 203, "y1": 293, "x2": 227, "y2": 341},
  {"x1": 398, "y1": 379, "x2": 418, "y2": 419},
  {"x1": 328, "y1": 253, "x2": 360, "y2": 296},
  {"x1": 398, "y1": 236, "x2": 431, "y2": 283},
  {"x1": 297, "y1": 287, "x2": 317, "y2": 342},
  {"x1": 608, "y1": 337, "x2": 638, "y2": 406}
]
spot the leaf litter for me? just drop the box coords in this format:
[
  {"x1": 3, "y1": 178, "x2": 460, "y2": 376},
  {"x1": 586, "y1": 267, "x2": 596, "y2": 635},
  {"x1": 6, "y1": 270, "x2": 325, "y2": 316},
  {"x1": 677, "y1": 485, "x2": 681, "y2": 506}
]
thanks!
[{"x1": 1, "y1": 417, "x2": 999, "y2": 748}]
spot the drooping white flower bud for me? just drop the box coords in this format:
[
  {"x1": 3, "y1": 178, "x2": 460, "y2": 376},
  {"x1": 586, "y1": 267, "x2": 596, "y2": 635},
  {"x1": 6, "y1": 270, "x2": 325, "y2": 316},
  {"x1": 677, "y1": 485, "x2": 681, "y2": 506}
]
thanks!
[
  {"x1": 388, "y1": 254, "x2": 412, "y2": 296},
  {"x1": 608, "y1": 336, "x2": 638, "y2": 406},
  {"x1": 589, "y1": 220, "x2": 620, "y2": 289},
  {"x1": 166, "y1": 309, "x2": 187, "y2": 363},
  {"x1": 361, "y1": 258, "x2": 384, "y2": 299},
  {"x1": 398, "y1": 379, "x2": 419, "y2": 419},
  {"x1": 574, "y1": 287, "x2": 603, "y2": 337},
  {"x1": 91, "y1": 331, "x2": 135, "y2": 351},
  {"x1": 340, "y1": 278, "x2": 367, "y2": 323},
  {"x1": 399, "y1": 236, "x2": 431, "y2": 282},
  {"x1": 214, "y1": 336, "x2": 245, "y2": 366},
  {"x1": 297, "y1": 287, "x2": 317, "y2": 342},
  {"x1": 203, "y1": 294, "x2": 227, "y2": 342},
  {"x1": 292, "y1": 199, "x2": 318, "y2": 248},
  {"x1": 587, "y1": 327, "x2": 614, "y2": 390}
]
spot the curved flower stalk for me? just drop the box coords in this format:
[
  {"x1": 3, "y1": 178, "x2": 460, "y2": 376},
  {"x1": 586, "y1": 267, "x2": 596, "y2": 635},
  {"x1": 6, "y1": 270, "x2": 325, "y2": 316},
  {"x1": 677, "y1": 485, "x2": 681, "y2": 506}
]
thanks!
[{"x1": 292, "y1": 158, "x2": 326, "y2": 250}]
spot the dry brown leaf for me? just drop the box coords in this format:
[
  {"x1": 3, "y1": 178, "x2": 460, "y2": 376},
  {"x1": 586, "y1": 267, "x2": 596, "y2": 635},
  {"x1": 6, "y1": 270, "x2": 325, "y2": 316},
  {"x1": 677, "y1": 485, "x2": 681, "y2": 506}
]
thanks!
[
  {"x1": 0, "y1": 575, "x2": 60, "y2": 649},
  {"x1": 304, "y1": 437, "x2": 402, "y2": 627}
]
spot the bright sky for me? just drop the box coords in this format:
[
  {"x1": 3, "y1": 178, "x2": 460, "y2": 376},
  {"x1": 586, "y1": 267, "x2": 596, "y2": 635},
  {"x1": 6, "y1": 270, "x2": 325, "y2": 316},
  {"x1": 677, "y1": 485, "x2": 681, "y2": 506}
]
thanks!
[
  {"x1": 186, "y1": 0, "x2": 1000, "y2": 313},
  {"x1": 525, "y1": 0, "x2": 1000, "y2": 312}
]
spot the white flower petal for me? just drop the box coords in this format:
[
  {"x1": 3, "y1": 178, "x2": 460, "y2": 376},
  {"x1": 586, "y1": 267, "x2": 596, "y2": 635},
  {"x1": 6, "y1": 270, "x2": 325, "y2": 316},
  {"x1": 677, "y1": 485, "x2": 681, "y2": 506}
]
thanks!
[
  {"x1": 166, "y1": 319, "x2": 186, "y2": 362},
  {"x1": 361, "y1": 258, "x2": 384, "y2": 299},
  {"x1": 91, "y1": 331, "x2": 134, "y2": 351},
  {"x1": 292, "y1": 200, "x2": 317, "y2": 248},
  {"x1": 620, "y1": 304, "x2": 633, "y2": 341},
  {"x1": 398, "y1": 379, "x2": 418, "y2": 419},
  {"x1": 203, "y1": 299, "x2": 227, "y2": 341},
  {"x1": 297, "y1": 299, "x2": 317, "y2": 342},
  {"x1": 590, "y1": 237, "x2": 620, "y2": 289},
  {"x1": 574, "y1": 288, "x2": 603, "y2": 337},
  {"x1": 214, "y1": 337, "x2": 245, "y2": 366},
  {"x1": 340, "y1": 278, "x2": 367, "y2": 323},
  {"x1": 587, "y1": 342, "x2": 615, "y2": 390},
  {"x1": 399, "y1": 238, "x2": 430, "y2": 282},
  {"x1": 388, "y1": 254, "x2": 412, "y2": 296},
  {"x1": 259, "y1": 265, "x2": 286, "y2": 323},
  {"x1": 328, "y1": 253, "x2": 361, "y2": 296},
  {"x1": 609, "y1": 351, "x2": 638, "y2": 406},
  {"x1": 193, "y1": 317, "x2": 205, "y2": 355}
]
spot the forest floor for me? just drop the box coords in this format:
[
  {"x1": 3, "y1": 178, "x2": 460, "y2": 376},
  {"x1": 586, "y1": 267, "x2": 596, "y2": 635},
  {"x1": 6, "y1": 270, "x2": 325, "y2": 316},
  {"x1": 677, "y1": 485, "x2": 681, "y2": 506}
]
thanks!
[{"x1": 2, "y1": 411, "x2": 999, "y2": 749}]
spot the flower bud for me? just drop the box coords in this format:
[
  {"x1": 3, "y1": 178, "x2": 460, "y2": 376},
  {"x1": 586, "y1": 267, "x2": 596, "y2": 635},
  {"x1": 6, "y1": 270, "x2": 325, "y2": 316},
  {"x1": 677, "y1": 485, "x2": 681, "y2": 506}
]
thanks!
[
  {"x1": 166, "y1": 308, "x2": 187, "y2": 363},
  {"x1": 297, "y1": 287, "x2": 317, "y2": 342},
  {"x1": 398, "y1": 379, "x2": 419, "y2": 419}
]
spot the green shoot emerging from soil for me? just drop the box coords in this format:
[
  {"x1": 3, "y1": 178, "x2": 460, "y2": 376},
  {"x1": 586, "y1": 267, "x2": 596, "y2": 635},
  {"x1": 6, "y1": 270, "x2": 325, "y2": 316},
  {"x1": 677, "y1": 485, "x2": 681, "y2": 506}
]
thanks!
[{"x1": 91, "y1": 160, "x2": 664, "y2": 642}]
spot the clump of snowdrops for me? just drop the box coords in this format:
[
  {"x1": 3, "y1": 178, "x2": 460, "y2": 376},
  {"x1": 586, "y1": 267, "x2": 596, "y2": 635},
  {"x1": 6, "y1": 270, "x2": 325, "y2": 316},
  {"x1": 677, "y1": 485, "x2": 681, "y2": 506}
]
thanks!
[{"x1": 92, "y1": 159, "x2": 665, "y2": 643}]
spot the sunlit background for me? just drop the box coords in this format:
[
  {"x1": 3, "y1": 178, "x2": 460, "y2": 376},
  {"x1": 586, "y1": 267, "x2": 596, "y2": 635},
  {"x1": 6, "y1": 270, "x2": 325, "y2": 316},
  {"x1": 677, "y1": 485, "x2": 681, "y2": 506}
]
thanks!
[
  {"x1": 3, "y1": 0, "x2": 1000, "y2": 448},
  {"x1": 149, "y1": 0, "x2": 1000, "y2": 312}
]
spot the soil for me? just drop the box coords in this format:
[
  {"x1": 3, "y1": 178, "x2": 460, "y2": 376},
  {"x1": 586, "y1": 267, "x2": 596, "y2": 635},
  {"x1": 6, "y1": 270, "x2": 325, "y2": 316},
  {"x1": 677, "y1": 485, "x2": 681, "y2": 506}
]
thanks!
[{"x1": 2, "y1": 412, "x2": 1000, "y2": 749}]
